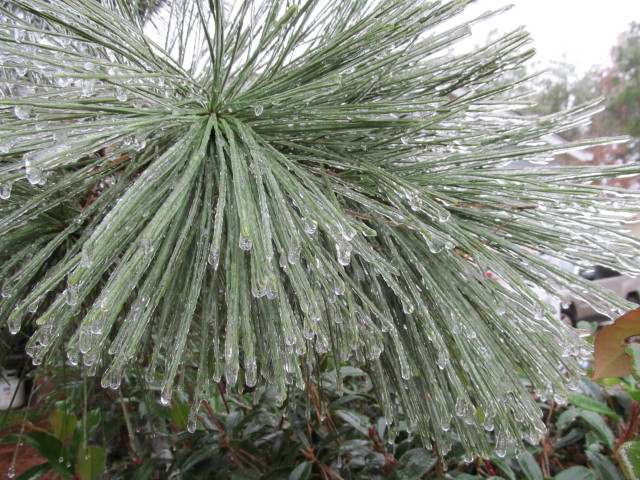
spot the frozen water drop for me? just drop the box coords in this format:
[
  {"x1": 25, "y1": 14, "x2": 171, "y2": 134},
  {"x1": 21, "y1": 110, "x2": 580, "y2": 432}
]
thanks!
[
  {"x1": 14, "y1": 105, "x2": 32, "y2": 120},
  {"x1": 0, "y1": 182, "x2": 11, "y2": 199},
  {"x1": 239, "y1": 233, "x2": 252, "y2": 251},
  {"x1": 13, "y1": 28, "x2": 25, "y2": 43},
  {"x1": 8, "y1": 316, "x2": 21, "y2": 335},
  {"x1": 226, "y1": 367, "x2": 238, "y2": 387},
  {"x1": 54, "y1": 75, "x2": 72, "y2": 88},
  {"x1": 437, "y1": 350, "x2": 449, "y2": 369},
  {"x1": 99, "y1": 297, "x2": 111, "y2": 312},
  {"x1": 253, "y1": 104, "x2": 263, "y2": 116},
  {"x1": 66, "y1": 284, "x2": 79, "y2": 306},
  {"x1": 483, "y1": 414, "x2": 494, "y2": 431},
  {"x1": 303, "y1": 217, "x2": 317, "y2": 235},
  {"x1": 115, "y1": 86, "x2": 128, "y2": 102},
  {"x1": 401, "y1": 300, "x2": 414, "y2": 315},
  {"x1": 408, "y1": 194, "x2": 422, "y2": 212},
  {"x1": 437, "y1": 208, "x2": 451, "y2": 223},
  {"x1": 24, "y1": 158, "x2": 42, "y2": 185},
  {"x1": 440, "y1": 416, "x2": 451, "y2": 432},
  {"x1": 80, "y1": 79, "x2": 96, "y2": 97},
  {"x1": 0, "y1": 137, "x2": 16, "y2": 154},
  {"x1": 208, "y1": 246, "x2": 220, "y2": 270},
  {"x1": 426, "y1": 237, "x2": 445, "y2": 254},
  {"x1": 140, "y1": 239, "x2": 154, "y2": 255},
  {"x1": 81, "y1": 247, "x2": 94, "y2": 267},
  {"x1": 187, "y1": 415, "x2": 198, "y2": 433},
  {"x1": 336, "y1": 242, "x2": 352, "y2": 266},
  {"x1": 288, "y1": 245, "x2": 301, "y2": 265}
]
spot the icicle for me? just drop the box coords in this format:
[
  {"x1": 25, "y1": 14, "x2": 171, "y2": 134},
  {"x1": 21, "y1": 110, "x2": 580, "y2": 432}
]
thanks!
[
  {"x1": 7, "y1": 308, "x2": 23, "y2": 335},
  {"x1": 101, "y1": 362, "x2": 125, "y2": 390},
  {"x1": 336, "y1": 242, "x2": 352, "y2": 266},
  {"x1": 187, "y1": 400, "x2": 201, "y2": 433}
]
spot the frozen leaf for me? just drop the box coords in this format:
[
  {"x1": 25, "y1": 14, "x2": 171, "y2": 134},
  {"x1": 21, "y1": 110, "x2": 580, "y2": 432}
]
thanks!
[{"x1": 617, "y1": 441, "x2": 640, "y2": 480}]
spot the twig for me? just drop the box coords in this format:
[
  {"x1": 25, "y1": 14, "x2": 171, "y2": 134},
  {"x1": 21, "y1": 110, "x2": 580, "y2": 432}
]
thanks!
[
  {"x1": 202, "y1": 400, "x2": 257, "y2": 471},
  {"x1": 217, "y1": 382, "x2": 231, "y2": 414},
  {"x1": 300, "y1": 447, "x2": 344, "y2": 480},
  {"x1": 615, "y1": 401, "x2": 640, "y2": 451},
  {"x1": 368, "y1": 425, "x2": 398, "y2": 475},
  {"x1": 433, "y1": 444, "x2": 444, "y2": 478},
  {"x1": 482, "y1": 458, "x2": 497, "y2": 477}
]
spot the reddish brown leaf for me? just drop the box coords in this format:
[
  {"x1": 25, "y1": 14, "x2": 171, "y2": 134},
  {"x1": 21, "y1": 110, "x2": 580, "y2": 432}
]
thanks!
[{"x1": 593, "y1": 308, "x2": 640, "y2": 380}]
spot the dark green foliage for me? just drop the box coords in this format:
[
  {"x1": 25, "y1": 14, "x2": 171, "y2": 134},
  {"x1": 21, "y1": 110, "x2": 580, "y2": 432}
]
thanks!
[{"x1": 2, "y1": 351, "x2": 638, "y2": 479}]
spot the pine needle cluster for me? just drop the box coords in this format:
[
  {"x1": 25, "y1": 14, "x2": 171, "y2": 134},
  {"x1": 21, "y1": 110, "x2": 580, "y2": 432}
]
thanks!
[{"x1": 2, "y1": 0, "x2": 640, "y2": 458}]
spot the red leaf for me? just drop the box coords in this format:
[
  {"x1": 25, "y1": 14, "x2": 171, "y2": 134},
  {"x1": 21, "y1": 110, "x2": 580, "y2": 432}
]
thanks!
[{"x1": 593, "y1": 308, "x2": 640, "y2": 380}]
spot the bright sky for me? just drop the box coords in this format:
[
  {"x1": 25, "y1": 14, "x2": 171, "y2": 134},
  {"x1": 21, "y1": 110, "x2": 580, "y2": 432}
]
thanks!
[{"x1": 458, "y1": 1, "x2": 639, "y2": 75}]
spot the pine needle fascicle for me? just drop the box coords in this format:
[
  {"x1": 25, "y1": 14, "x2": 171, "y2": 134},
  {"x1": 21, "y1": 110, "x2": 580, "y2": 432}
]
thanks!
[{"x1": 2, "y1": 0, "x2": 640, "y2": 458}]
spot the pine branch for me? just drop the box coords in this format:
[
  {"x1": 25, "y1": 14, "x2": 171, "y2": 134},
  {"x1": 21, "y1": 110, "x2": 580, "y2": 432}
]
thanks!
[{"x1": 2, "y1": 0, "x2": 640, "y2": 459}]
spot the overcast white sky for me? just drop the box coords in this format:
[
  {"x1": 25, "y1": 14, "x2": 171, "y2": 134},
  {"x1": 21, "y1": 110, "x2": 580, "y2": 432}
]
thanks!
[{"x1": 457, "y1": 1, "x2": 639, "y2": 75}]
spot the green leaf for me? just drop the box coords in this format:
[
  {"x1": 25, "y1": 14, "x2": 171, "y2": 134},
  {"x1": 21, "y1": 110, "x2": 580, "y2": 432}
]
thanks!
[
  {"x1": 132, "y1": 458, "x2": 164, "y2": 480},
  {"x1": 579, "y1": 411, "x2": 615, "y2": 448},
  {"x1": 586, "y1": 451, "x2": 625, "y2": 480},
  {"x1": 170, "y1": 403, "x2": 191, "y2": 431},
  {"x1": 77, "y1": 445, "x2": 107, "y2": 480},
  {"x1": 557, "y1": 407, "x2": 580, "y2": 429},
  {"x1": 618, "y1": 441, "x2": 640, "y2": 480},
  {"x1": 570, "y1": 394, "x2": 622, "y2": 422},
  {"x1": 260, "y1": 467, "x2": 295, "y2": 480},
  {"x1": 626, "y1": 344, "x2": 640, "y2": 380},
  {"x1": 231, "y1": 470, "x2": 259, "y2": 480},
  {"x1": 392, "y1": 448, "x2": 437, "y2": 480},
  {"x1": 334, "y1": 409, "x2": 370, "y2": 435},
  {"x1": 289, "y1": 461, "x2": 312, "y2": 480},
  {"x1": 14, "y1": 463, "x2": 51, "y2": 480},
  {"x1": 22, "y1": 432, "x2": 74, "y2": 478},
  {"x1": 0, "y1": 434, "x2": 21, "y2": 445},
  {"x1": 50, "y1": 410, "x2": 78, "y2": 440},
  {"x1": 517, "y1": 452, "x2": 544, "y2": 480},
  {"x1": 555, "y1": 466, "x2": 596, "y2": 480},
  {"x1": 491, "y1": 457, "x2": 516, "y2": 480}
]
